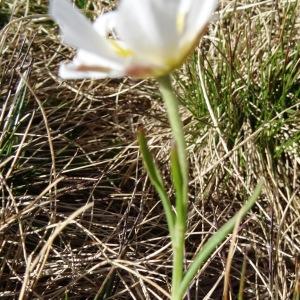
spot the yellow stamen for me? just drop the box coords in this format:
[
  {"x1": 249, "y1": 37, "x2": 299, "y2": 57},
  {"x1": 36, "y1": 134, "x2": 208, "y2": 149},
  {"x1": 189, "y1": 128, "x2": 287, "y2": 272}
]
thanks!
[{"x1": 109, "y1": 40, "x2": 133, "y2": 58}]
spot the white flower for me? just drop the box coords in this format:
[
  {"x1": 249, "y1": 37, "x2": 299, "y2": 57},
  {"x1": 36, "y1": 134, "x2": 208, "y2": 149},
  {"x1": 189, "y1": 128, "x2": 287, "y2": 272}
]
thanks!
[{"x1": 50, "y1": 0, "x2": 218, "y2": 79}]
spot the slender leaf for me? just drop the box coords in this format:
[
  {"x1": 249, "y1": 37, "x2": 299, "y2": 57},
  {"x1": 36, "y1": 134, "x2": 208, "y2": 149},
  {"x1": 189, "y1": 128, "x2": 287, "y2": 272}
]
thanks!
[
  {"x1": 178, "y1": 181, "x2": 263, "y2": 299},
  {"x1": 137, "y1": 128, "x2": 175, "y2": 237}
]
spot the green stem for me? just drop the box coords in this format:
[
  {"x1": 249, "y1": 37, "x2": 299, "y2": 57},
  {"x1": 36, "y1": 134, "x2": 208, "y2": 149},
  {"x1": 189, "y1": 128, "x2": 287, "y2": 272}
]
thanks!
[
  {"x1": 171, "y1": 222, "x2": 185, "y2": 299},
  {"x1": 157, "y1": 75, "x2": 188, "y2": 185},
  {"x1": 157, "y1": 74, "x2": 188, "y2": 299},
  {"x1": 158, "y1": 75, "x2": 188, "y2": 221}
]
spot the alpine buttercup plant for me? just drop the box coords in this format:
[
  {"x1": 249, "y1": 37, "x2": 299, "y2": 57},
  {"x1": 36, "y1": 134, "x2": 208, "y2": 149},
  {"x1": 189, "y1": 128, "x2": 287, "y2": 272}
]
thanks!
[{"x1": 50, "y1": 1, "x2": 262, "y2": 299}]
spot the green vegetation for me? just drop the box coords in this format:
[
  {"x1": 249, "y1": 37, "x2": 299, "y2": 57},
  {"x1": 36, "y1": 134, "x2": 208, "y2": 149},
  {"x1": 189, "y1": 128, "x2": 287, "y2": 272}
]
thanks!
[{"x1": 0, "y1": 0, "x2": 299, "y2": 299}]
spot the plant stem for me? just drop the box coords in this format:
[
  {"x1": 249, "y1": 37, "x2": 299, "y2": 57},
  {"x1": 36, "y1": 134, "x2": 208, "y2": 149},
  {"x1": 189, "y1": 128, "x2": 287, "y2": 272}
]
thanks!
[
  {"x1": 157, "y1": 74, "x2": 188, "y2": 299},
  {"x1": 157, "y1": 75, "x2": 188, "y2": 185}
]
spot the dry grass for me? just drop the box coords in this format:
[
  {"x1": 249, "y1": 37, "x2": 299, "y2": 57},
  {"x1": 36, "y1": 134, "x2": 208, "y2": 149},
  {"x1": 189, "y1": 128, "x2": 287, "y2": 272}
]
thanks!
[{"x1": 0, "y1": 0, "x2": 299, "y2": 299}]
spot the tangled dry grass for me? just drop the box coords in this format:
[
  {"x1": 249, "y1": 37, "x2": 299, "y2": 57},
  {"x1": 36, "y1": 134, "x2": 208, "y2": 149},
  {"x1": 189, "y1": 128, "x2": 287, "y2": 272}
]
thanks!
[{"x1": 0, "y1": 0, "x2": 299, "y2": 299}]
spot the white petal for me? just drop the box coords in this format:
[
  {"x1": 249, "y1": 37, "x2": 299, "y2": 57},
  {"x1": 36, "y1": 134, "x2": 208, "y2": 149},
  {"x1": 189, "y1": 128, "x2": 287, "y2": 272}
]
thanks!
[
  {"x1": 59, "y1": 63, "x2": 124, "y2": 79},
  {"x1": 59, "y1": 49, "x2": 126, "y2": 79},
  {"x1": 93, "y1": 11, "x2": 118, "y2": 38},
  {"x1": 76, "y1": 49, "x2": 126, "y2": 70},
  {"x1": 49, "y1": 0, "x2": 117, "y2": 61},
  {"x1": 116, "y1": 0, "x2": 181, "y2": 63},
  {"x1": 182, "y1": 0, "x2": 218, "y2": 44}
]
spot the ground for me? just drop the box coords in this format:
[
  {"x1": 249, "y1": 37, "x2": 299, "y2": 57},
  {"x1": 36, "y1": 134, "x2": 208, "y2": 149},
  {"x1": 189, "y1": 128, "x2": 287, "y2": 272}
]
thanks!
[{"x1": 0, "y1": 0, "x2": 299, "y2": 299}]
